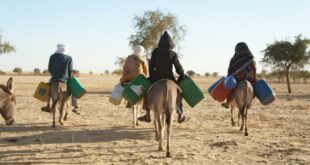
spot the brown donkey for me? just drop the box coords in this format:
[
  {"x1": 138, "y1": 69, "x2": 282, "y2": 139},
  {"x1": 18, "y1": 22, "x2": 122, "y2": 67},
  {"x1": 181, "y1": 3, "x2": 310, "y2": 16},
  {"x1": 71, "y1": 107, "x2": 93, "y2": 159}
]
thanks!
[
  {"x1": 227, "y1": 80, "x2": 254, "y2": 136},
  {"x1": 0, "y1": 78, "x2": 15, "y2": 126},
  {"x1": 50, "y1": 81, "x2": 71, "y2": 127},
  {"x1": 145, "y1": 79, "x2": 182, "y2": 157}
]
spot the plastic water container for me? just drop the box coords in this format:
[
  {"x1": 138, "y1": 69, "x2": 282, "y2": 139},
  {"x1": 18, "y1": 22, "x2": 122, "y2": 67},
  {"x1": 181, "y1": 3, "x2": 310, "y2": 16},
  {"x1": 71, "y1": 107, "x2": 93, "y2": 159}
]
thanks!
[
  {"x1": 224, "y1": 75, "x2": 237, "y2": 90},
  {"x1": 210, "y1": 78, "x2": 232, "y2": 102},
  {"x1": 34, "y1": 82, "x2": 50, "y2": 102},
  {"x1": 123, "y1": 74, "x2": 151, "y2": 105},
  {"x1": 208, "y1": 77, "x2": 225, "y2": 94},
  {"x1": 254, "y1": 80, "x2": 276, "y2": 105},
  {"x1": 68, "y1": 77, "x2": 86, "y2": 98},
  {"x1": 178, "y1": 76, "x2": 205, "y2": 107},
  {"x1": 109, "y1": 84, "x2": 124, "y2": 105}
]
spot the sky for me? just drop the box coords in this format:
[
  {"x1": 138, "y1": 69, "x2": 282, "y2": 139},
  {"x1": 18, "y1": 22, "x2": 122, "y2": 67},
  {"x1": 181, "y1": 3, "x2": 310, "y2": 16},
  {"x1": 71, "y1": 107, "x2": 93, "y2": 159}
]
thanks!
[{"x1": 0, "y1": 0, "x2": 310, "y2": 75}]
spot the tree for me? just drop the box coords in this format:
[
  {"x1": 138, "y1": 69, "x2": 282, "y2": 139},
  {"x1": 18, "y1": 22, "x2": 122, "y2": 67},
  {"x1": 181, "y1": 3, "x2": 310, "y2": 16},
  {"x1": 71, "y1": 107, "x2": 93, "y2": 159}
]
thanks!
[
  {"x1": 42, "y1": 69, "x2": 50, "y2": 75},
  {"x1": 114, "y1": 57, "x2": 126, "y2": 70},
  {"x1": 13, "y1": 67, "x2": 22, "y2": 74},
  {"x1": 129, "y1": 9, "x2": 186, "y2": 58},
  {"x1": 300, "y1": 70, "x2": 310, "y2": 83},
  {"x1": 186, "y1": 70, "x2": 196, "y2": 77},
  {"x1": 0, "y1": 35, "x2": 15, "y2": 54},
  {"x1": 204, "y1": 72, "x2": 210, "y2": 77},
  {"x1": 33, "y1": 68, "x2": 41, "y2": 75},
  {"x1": 212, "y1": 72, "x2": 219, "y2": 77},
  {"x1": 112, "y1": 69, "x2": 122, "y2": 76},
  {"x1": 262, "y1": 35, "x2": 310, "y2": 93},
  {"x1": 105, "y1": 70, "x2": 110, "y2": 75}
]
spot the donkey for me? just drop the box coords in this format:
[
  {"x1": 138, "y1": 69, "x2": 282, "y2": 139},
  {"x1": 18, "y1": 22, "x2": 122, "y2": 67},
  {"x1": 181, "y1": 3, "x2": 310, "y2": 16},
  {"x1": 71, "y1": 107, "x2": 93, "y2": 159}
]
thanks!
[
  {"x1": 145, "y1": 79, "x2": 181, "y2": 157},
  {"x1": 0, "y1": 78, "x2": 15, "y2": 126},
  {"x1": 50, "y1": 82, "x2": 71, "y2": 127},
  {"x1": 227, "y1": 80, "x2": 254, "y2": 136}
]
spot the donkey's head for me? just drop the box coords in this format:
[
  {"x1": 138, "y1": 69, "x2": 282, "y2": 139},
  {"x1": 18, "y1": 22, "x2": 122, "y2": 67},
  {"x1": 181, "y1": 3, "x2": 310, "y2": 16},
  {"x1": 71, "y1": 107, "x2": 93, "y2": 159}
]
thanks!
[{"x1": 0, "y1": 78, "x2": 16, "y2": 125}]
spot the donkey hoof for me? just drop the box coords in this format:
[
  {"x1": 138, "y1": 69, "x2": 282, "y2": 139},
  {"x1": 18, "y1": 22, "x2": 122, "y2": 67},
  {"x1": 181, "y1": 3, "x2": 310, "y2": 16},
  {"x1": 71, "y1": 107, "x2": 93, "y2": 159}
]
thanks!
[
  {"x1": 64, "y1": 116, "x2": 67, "y2": 121},
  {"x1": 245, "y1": 132, "x2": 249, "y2": 136},
  {"x1": 52, "y1": 125, "x2": 56, "y2": 128},
  {"x1": 166, "y1": 151, "x2": 171, "y2": 157},
  {"x1": 59, "y1": 122, "x2": 63, "y2": 126}
]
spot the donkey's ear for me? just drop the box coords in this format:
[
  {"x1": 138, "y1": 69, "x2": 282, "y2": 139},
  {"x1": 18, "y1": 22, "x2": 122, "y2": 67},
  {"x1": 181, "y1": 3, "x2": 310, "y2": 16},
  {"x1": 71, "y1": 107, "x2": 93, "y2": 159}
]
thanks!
[{"x1": 7, "y1": 77, "x2": 13, "y2": 93}]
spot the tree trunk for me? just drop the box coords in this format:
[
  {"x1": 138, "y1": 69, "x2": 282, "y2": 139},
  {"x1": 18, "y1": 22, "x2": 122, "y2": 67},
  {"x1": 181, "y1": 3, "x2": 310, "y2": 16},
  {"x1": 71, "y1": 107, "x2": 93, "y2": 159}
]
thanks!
[{"x1": 285, "y1": 69, "x2": 292, "y2": 93}]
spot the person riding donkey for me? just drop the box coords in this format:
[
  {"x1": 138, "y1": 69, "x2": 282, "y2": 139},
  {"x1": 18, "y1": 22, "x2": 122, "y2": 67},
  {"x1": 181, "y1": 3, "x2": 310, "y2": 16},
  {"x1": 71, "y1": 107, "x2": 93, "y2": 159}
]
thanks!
[
  {"x1": 138, "y1": 31, "x2": 188, "y2": 123},
  {"x1": 120, "y1": 45, "x2": 148, "y2": 107},
  {"x1": 41, "y1": 44, "x2": 78, "y2": 114},
  {"x1": 222, "y1": 42, "x2": 257, "y2": 109}
]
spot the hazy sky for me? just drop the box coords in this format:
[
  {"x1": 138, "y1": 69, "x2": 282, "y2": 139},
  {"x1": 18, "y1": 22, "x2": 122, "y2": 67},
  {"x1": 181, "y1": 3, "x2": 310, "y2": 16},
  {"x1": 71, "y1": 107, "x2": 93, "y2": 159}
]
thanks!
[{"x1": 0, "y1": 0, "x2": 309, "y2": 75}]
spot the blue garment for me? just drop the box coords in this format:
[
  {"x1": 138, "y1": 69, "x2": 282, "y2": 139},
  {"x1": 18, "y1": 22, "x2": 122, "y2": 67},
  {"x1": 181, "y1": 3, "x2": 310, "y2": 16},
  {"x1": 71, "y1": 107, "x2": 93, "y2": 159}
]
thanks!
[{"x1": 48, "y1": 53, "x2": 73, "y2": 83}]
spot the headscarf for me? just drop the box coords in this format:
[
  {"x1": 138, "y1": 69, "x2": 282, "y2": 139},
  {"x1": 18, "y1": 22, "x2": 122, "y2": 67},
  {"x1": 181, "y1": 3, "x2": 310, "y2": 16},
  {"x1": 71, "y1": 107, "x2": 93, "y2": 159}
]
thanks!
[
  {"x1": 158, "y1": 31, "x2": 175, "y2": 50},
  {"x1": 132, "y1": 45, "x2": 145, "y2": 57},
  {"x1": 228, "y1": 42, "x2": 254, "y2": 75},
  {"x1": 55, "y1": 44, "x2": 68, "y2": 54}
]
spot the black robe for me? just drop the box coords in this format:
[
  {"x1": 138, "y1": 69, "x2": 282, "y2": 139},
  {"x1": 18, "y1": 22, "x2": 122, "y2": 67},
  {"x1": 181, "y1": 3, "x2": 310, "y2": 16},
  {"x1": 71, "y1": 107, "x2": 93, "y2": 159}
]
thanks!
[
  {"x1": 228, "y1": 42, "x2": 254, "y2": 76},
  {"x1": 149, "y1": 31, "x2": 185, "y2": 83}
]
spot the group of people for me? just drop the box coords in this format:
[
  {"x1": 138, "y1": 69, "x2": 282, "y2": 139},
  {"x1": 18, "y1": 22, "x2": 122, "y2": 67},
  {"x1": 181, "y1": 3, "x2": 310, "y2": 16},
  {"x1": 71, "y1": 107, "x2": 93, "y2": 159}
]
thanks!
[{"x1": 43, "y1": 31, "x2": 257, "y2": 121}]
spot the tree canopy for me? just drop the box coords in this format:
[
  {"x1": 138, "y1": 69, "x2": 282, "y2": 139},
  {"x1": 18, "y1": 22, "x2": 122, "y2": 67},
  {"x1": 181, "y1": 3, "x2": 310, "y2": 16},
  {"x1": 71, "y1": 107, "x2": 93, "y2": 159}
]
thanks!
[
  {"x1": 262, "y1": 35, "x2": 310, "y2": 93},
  {"x1": 0, "y1": 35, "x2": 15, "y2": 54},
  {"x1": 129, "y1": 9, "x2": 186, "y2": 58}
]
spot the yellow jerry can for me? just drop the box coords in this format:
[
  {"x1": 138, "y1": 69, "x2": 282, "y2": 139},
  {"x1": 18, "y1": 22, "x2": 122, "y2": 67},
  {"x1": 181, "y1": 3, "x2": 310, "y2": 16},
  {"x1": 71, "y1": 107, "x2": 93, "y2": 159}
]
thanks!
[{"x1": 33, "y1": 82, "x2": 50, "y2": 102}]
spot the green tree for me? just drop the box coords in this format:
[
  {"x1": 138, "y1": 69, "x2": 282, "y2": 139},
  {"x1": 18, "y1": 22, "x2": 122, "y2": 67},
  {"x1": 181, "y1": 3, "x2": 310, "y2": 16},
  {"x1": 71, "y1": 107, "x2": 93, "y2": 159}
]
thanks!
[
  {"x1": 0, "y1": 35, "x2": 15, "y2": 54},
  {"x1": 212, "y1": 72, "x2": 219, "y2": 78},
  {"x1": 13, "y1": 67, "x2": 22, "y2": 74},
  {"x1": 262, "y1": 35, "x2": 310, "y2": 93},
  {"x1": 204, "y1": 72, "x2": 210, "y2": 77},
  {"x1": 129, "y1": 9, "x2": 186, "y2": 58},
  {"x1": 112, "y1": 69, "x2": 122, "y2": 76},
  {"x1": 114, "y1": 57, "x2": 126, "y2": 70},
  {"x1": 42, "y1": 69, "x2": 50, "y2": 75},
  {"x1": 105, "y1": 70, "x2": 110, "y2": 75},
  {"x1": 186, "y1": 70, "x2": 196, "y2": 77},
  {"x1": 33, "y1": 68, "x2": 41, "y2": 75}
]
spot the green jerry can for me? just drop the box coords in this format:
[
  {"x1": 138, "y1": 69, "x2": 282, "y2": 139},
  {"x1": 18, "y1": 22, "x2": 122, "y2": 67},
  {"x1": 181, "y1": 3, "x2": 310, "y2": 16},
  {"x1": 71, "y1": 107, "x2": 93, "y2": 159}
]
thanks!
[
  {"x1": 123, "y1": 74, "x2": 151, "y2": 105},
  {"x1": 68, "y1": 76, "x2": 86, "y2": 99},
  {"x1": 178, "y1": 76, "x2": 205, "y2": 107}
]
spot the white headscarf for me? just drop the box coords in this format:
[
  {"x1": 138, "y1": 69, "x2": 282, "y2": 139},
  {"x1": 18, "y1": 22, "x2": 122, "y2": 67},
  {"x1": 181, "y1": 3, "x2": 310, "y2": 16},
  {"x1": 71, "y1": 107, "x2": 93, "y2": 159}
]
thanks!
[
  {"x1": 132, "y1": 45, "x2": 145, "y2": 57},
  {"x1": 55, "y1": 44, "x2": 68, "y2": 54}
]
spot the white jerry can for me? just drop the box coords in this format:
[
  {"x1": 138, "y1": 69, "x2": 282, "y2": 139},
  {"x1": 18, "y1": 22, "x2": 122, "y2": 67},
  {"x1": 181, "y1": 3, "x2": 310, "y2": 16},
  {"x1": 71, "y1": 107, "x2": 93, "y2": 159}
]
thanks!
[{"x1": 109, "y1": 84, "x2": 124, "y2": 105}]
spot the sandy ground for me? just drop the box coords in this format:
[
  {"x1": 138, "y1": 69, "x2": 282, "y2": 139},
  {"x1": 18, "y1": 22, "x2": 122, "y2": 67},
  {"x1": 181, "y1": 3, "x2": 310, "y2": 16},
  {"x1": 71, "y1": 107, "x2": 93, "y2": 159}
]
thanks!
[{"x1": 0, "y1": 75, "x2": 309, "y2": 165}]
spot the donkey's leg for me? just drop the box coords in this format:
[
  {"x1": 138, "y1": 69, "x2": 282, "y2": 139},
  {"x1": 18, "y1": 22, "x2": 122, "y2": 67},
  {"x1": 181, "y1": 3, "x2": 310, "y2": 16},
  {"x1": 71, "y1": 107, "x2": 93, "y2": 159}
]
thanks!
[
  {"x1": 238, "y1": 110, "x2": 241, "y2": 126},
  {"x1": 161, "y1": 111, "x2": 166, "y2": 131},
  {"x1": 136, "y1": 104, "x2": 140, "y2": 126},
  {"x1": 51, "y1": 101, "x2": 58, "y2": 128},
  {"x1": 154, "y1": 111, "x2": 160, "y2": 142},
  {"x1": 239, "y1": 108, "x2": 245, "y2": 131},
  {"x1": 231, "y1": 106, "x2": 235, "y2": 126},
  {"x1": 244, "y1": 108, "x2": 249, "y2": 136},
  {"x1": 64, "y1": 100, "x2": 69, "y2": 121},
  {"x1": 166, "y1": 110, "x2": 173, "y2": 157},
  {"x1": 59, "y1": 97, "x2": 65, "y2": 126},
  {"x1": 132, "y1": 105, "x2": 137, "y2": 128},
  {"x1": 156, "y1": 111, "x2": 164, "y2": 151}
]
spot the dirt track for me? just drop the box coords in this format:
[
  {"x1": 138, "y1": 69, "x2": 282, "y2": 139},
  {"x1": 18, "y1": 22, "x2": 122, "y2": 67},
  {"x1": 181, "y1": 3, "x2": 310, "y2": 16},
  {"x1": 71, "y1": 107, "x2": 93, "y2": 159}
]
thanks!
[{"x1": 0, "y1": 75, "x2": 309, "y2": 164}]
